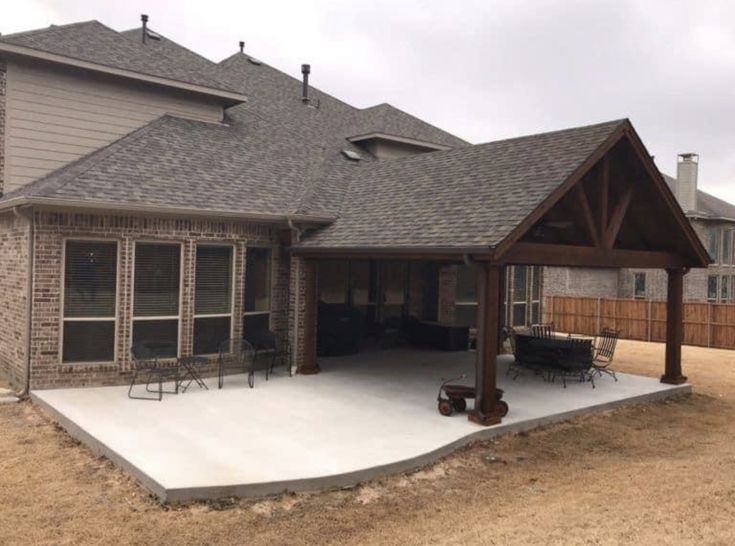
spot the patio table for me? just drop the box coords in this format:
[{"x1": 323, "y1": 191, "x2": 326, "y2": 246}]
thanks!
[{"x1": 514, "y1": 333, "x2": 594, "y2": 384}]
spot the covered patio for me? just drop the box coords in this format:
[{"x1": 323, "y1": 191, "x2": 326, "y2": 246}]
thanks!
[{"x1": 32, "y1": 347, "x2": 689, "y2": 503}]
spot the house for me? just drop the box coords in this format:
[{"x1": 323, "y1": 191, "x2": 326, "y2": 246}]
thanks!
[
  {"x1": 0, "y1": 17, "x2": 710, "y2": 426},
  {"x1": 544, "y1": 153, "x2": 735, "y2": 304}
]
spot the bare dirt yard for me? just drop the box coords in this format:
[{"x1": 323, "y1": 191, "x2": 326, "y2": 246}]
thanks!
[{"x1": 2, "y1": 339, "x2": 735, "y2": 545}]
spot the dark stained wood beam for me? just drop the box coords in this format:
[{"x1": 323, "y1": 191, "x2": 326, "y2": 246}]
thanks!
[
  {"x1": 599, "y1": 156, "x2": 609, "y2": 236},
  {"x1": 603, "y1": 186, "x2": 633, "y2": 249},
  {"x1": 500, "y1": 242, "x2": 685, "y2": 268},
  {"x1": 662, "y1": 268, "x2": 687, "y2": 384},
  {"x1": 574, "y1": 184, "x2": 601, "y2": 247},
  {"x1": 469, "y1": 263, "x2": 503, "y2": 426}
]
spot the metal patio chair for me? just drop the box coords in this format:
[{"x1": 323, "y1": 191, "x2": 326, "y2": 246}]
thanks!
[
  {"x1": 128, "y1": 344, "x2": 180, "y2": 401},
  {"x1": 246, "y1": 330, "x2": 292, "y2": 379},
  {"x1": 530, "y1": 322, "x2": 555, "y2": 339},
  {"x1": 591, "y1": 328, "x2": 621, "y2": 382},
  {"x1": 217, "y1": 338, "x2": 256, "y2": 389}
]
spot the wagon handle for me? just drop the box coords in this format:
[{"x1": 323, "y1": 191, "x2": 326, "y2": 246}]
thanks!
[{"x1": 438, "y1": 374, "x2": 467, "y2": 398}]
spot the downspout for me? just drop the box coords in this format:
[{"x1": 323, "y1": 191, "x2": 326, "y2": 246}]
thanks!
[
  {"x1": 288, "y1": 218, "x2": 303, "y2": 373},
  {"x1": 13, "y1": 206, "x2": 34, "y2": 398}
]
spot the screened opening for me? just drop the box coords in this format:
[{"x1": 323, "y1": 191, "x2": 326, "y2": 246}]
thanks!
[
  {"x1": 132, "y1": 243, "x2": 181, "y2": 358},
  {"x1": 194, "y1": 245, "x2": 233, "y2": 354},
  {"x1": 63, "y1": 240, "x2": 118, "y2": 363},
  {"x1": 243, "y1": 247, "x2": 272, "y2": 341}
]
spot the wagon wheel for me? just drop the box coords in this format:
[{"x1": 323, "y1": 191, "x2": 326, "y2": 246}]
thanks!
[
  {"x1": 452, "y1": 398, "x2": 467, "y2": 412},
  {"x1": 496, "y1": 400, "x2": 509, "y2": 417},
  {"x1": 438, "y1": 399, "x2": 453, "y2": 416}
]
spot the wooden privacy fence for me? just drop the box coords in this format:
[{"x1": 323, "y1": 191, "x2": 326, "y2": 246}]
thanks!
[{"x1": 544, "y1": 295, "x2": 735, "y2": 350}]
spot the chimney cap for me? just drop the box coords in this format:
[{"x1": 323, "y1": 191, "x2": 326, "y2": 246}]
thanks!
[
  {"x1": 678, "y1": 153, "x2": 699, "y2": 162},
  {"x1": 301, "y1": 63, "x2": 311, "y2": 74},
  {"x1": 141, "y1": 14, "x2": 149, "y2": 23}
]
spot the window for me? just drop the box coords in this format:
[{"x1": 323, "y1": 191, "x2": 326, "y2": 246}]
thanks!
[
  {"x1": 194, "y1": 245, "x2": 233, "y2": 354},
  {"x1": 381, "y1": 262, "x2": 408, "y2": 320},
  {"x1": 731, "y1": 276, "x2": 735, "y2": 303},
  {"x1": 722, "y1": 275, "x2": 730, "y2": 303},
  {"x1": 455, "y1": 265, "x2": 478, "y2": 327},
  {"x1": 511, "y1": 266, "x2": 528, "y2": 327},
  {"x1": 634, "y1": 273, "x2": 647, "y2": 299},
  {"x1": 318, "y1": 260, "x2": 348, "y2": 304},
  {"x1": 530, "y1": 266, "x2": 541, "y2": 324},
  {"x1": 708, "y1": 229, "x2": 721, "y2": 264},
  {"x1": 62, "y1": 240, "x2": 118, "y2": 363},
  {"x1": 243, "y1": 247, "x2": 272, "y2": 340},
  {"x1": 724, "y1": 230, "x2": 733, "y2": 265},
  {"x1": 707, "y1": 275, "x2": 719, "y2": 302},
  {"x1": 132, "y1": 243, "x2": 181, "y2": 358}
]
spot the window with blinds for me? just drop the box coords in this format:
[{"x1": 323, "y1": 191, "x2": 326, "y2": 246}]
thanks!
[
  {"x1": 63, "y1": 240, "x2": 118, "y2": 363},
  {"x1": 132, "y1": 243, "x2": 181, "y2": 358},
  {"x1": 194, "y1": 245, "x2": 233, "y2": 354},
  {"x1": 243, "y1": 247, "x2": 272, "y2": 341}
]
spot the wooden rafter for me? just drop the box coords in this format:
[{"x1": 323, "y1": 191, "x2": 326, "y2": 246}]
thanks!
[
  {"x1": 603, "y1": 186, "x2": 633, "y2": 249},
  {"x1": 599, "y1": 156, "x2": 609, "y2": 238},
  {"x1": 499, "y1": 242, "x2": 684, "y2": 268},
  {"x1": 574, "y1": 184, "x2": 601, "y2": 247}
]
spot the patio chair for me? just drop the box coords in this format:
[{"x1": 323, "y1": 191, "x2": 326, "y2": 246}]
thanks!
[
  {"x1": 591, "y1": 328, "x2": 621, "y2": 382},
  {"x1": 246, "y1": 330, "x2": 292, "y2": 379},
  {"x1": 550, "y1": 337, "x2": 595, "y2": 388},
  {"x1": 217, "y1": 338, "x2": 256, "y2": 389},
  {"x1": 530, "y1": 322, "x2": 555, "y2": 339},
  {"x1": 128, "y1": 344, "x2": 180, "y2": 401}
]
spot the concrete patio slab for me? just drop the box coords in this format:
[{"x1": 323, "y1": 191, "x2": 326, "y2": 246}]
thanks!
[{"x1": 31, "y1": 348, "x2": 690, "y2": 502}]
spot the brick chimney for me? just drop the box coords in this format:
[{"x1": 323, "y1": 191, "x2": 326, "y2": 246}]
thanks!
[{"x1": 676, "y1": 153, "x2": 699, "y2": 213}]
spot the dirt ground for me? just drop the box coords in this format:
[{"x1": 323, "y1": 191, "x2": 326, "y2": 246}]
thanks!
[{"x1": 2, "y1": 340, "x2": 735, "y2": 545}]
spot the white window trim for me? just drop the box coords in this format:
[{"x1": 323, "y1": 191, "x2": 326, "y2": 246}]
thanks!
[
  {"x1": 131, "y1": 240, "x2": 184, "y2": 359},
  {"x1": 193, "y1": 242, "x2": 236, "y2": 355},
  {"x1": 59, "y1": 237, "x2": 121, "y2": 365}
]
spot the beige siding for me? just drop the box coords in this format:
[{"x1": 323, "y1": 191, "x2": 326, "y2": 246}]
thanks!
[{"x1": 4, "y1": 60, "x2": 224, "y2": 193}]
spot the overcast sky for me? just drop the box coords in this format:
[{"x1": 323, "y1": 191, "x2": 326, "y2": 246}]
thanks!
[{"x1": 4, "y1": 0, "x2": 734, "y2": 201}]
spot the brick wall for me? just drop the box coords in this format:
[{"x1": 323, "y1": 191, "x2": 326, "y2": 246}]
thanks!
[
  {"x1": 0, "y1": 58, "x2": 6, "y2": 195},
  {"x1": 543, "y1": 266, "x2": 619, "y2": 298},
  {"x1": 28, "y1": 210, "x2": 288, "y2": 389},
  {"x1": 0, "y1": 211, "x2": 29, "y2": 390}
]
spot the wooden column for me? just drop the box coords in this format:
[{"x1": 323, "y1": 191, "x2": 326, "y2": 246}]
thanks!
[
  {"x1": 299, "y1": 259, "x2": 320, "y2": 375},
  {"x1": 662, "y1": 267, "x2": 687, "y2": 385},
  {"x1": 469, "y1": 263, "x2": 503, "y2": 426}
]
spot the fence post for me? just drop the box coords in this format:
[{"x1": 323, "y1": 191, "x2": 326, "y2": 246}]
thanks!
[
  {"x1": 647, "y1": 299, "x2": 652, "y2": 342},
  {"x1": 707, "y1": 302, "x2": 712, "y2": 348},
  {"x1": 596, "y1": 298, "x2": 601, "y2": 334}
]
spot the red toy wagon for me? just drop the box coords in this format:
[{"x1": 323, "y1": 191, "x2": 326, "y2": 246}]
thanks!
[{"x1": 437, "y1": 375, "x2": 509, "y2": 417}]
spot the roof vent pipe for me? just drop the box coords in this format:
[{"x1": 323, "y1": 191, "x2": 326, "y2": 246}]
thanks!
[
  {"x1": 141, "y1": 14, "x2": 149, "y2": 44},
  {"x1": 239, "y1": 41, "x2": 245, "y2": 53},
  {"x1": 301, "y1": 64, "x2": 311, "y2": 103}
]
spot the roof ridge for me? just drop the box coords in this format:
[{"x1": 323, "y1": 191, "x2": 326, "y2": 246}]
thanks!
[{"x1": 0, "y1": 19, "x2": 99, "y2": 40}]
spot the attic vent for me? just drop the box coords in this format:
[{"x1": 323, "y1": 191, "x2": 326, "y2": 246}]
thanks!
[
  {"x1": 341, "y1": 149, "x2": 361, "y2": 161},
  {"x1": 248, "y1": 57, "x2": 263, "y2": 66},
  {"x1": 146, "y1": 30, "x2": 162, "y2": 41}
]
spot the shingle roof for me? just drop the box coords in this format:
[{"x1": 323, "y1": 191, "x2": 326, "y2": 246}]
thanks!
[
  {"x1": 0, "y1": 20, "x2": 241, "y2": 94},
  {"x1": 662, "y1": 174, "x2": 735, "y2": 220},
  {"x1": 297, "y1": 120, "x2": 627, "y2": 249},
  {"x1": 0, "y1": 113, "x2": 350, "y2": 218}
]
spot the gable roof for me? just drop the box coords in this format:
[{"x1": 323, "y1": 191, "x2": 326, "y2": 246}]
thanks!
[
  {"x1": 297, "y1": 120, "x2": 627, "y2": 250},
  {"x1": 662, "y1": 174, "x2": 735, "y2": 221},
  {"x1": 0, "y1": 21, "x2": 244, "y2": 100}
]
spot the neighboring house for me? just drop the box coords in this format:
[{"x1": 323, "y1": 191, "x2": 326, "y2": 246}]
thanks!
[
  {"x1": 0, "y1": 17, "x2": 709, "y2": 410},
  {"x1": 545, "y1": 153, "x2": 735, "y2": 303}
]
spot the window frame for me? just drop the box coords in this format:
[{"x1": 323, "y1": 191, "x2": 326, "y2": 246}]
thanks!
[
  {"x1": 243, "y1": 246, "x2": 275, "y2": 334},
  {"x1": 59, "y1": 237, "x2": 120, "y2": 365},
  {"x1": 707, "y1": 275, "x2": 719, "y2": 303},
  {"x1": 633, "y1": 272, "x2": 647, "y2": 300},
  {"x1": 455, "y1": 264, "x2": 478, "y2": 328},
  {"x1": 130, "y1": 240, "x2": 184, "y2": 359},
  {"x1": 193, "y1": 242, "x2": 236, "y2": 355}
]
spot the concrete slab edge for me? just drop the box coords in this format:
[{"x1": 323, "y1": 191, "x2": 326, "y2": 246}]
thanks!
[
  {"x1": 31, "y1": 393, "x2": 168, "y2": 501},
  {"x1": 32, "y1": 383, "x2": 692, "y2": 504}
]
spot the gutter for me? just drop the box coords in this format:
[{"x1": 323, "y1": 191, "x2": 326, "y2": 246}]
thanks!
[
  {"x1": 0, "y1": 197, "x2": 336, "y2": 225},
  {"x1": 12, "y1": 206, "x2": 34, "y2": 398}
]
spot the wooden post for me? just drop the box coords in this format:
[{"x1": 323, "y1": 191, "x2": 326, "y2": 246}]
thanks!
[
  {"x1": 469, "y1": 263, "x2": 503, "y2": 426},
  {"x1": 662, "y1": 268, "x2": 687, "y2": 385},
  {"x1": 299, "y1": 259, "x2": 320, "y2": 375}
]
